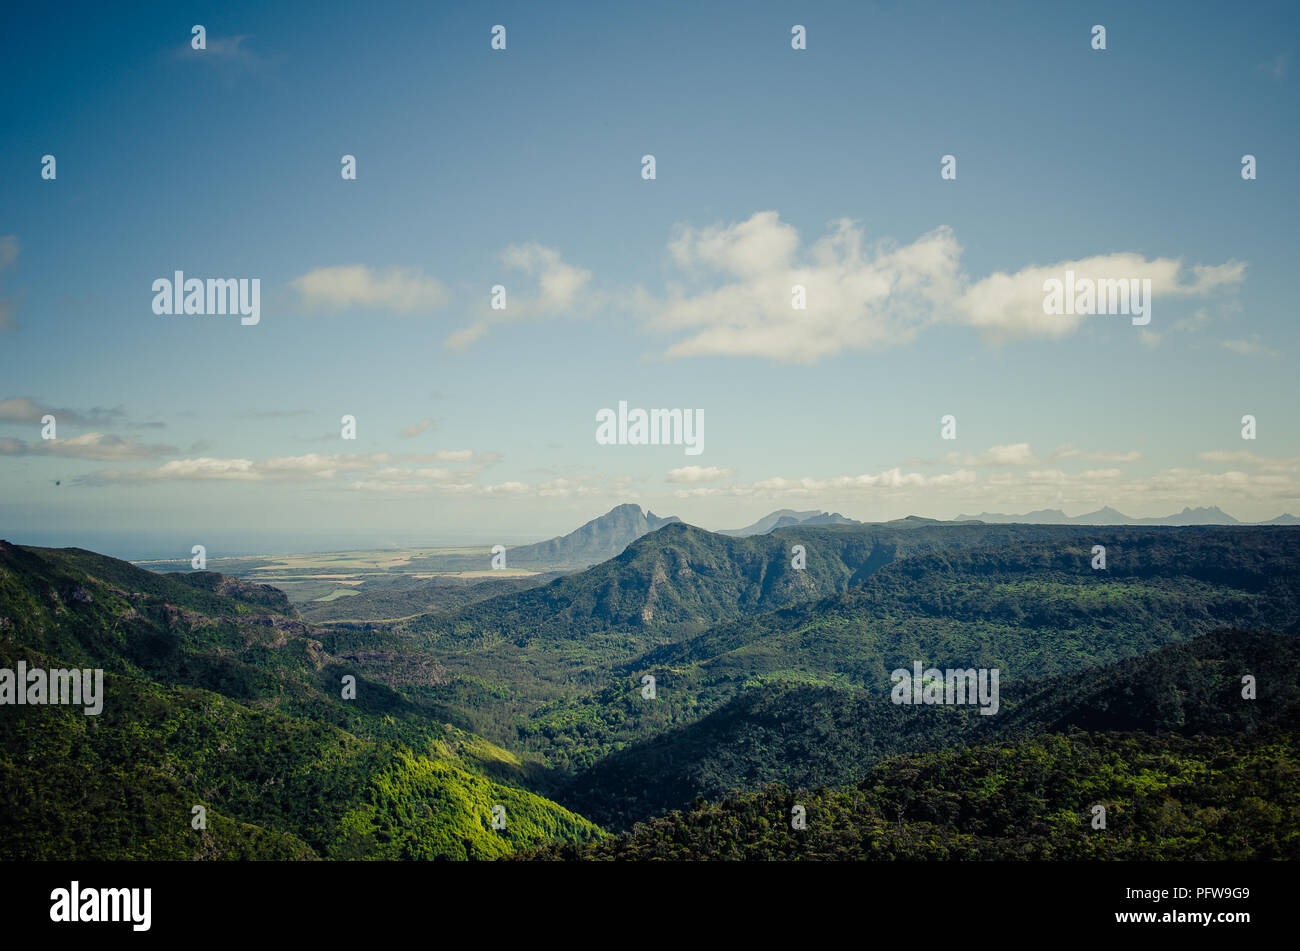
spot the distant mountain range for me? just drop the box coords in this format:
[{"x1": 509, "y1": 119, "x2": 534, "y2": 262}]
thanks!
[
  {"x1": 719, "y1": 509, "x2": 861, "y2": 536},
  {"x1": 952, "y1": 505, "x2": 1300, "y2": 526},
  {"x1": 715, "y1": 504, "x2": 1300, "y2": 535},
  {"x1": 516, "y1": 505, "x2": 1298, "y2": 571}
]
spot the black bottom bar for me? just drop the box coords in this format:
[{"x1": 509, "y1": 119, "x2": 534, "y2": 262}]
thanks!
[{"x1": 1, "y1": 860, "x2": 1279, "y2": 938}]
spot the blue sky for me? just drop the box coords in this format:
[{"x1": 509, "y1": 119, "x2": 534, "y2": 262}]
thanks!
[{"x1": 1, "y1": 0, "x2": 1297, "y2": 557}]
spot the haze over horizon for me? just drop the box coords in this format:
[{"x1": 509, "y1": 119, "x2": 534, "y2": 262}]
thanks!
[{"x1": 3, "y1": 500, "x2": 1293, "y2": 564}]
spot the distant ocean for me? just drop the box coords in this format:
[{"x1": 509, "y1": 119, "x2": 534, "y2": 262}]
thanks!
[{"x1": 0, "y1": 531, "x2": 549, "y2": 562}]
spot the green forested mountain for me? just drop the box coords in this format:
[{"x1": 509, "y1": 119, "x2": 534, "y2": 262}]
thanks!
[
  {"x1": 506, "y1": 502, "x2": 681, "y2": 568},
  {"x1": 315, "y1": 521, "x2": 904, "y2": 747},
  {"x1": 556, "y1": 682, "x2": 971, "y2": 829},
  {"x1": 3, "y1": 524, "x2": 1299, "y2": 861},
  {"x1": 397, "y1": 521, "x2": 887, "y2": 642},
  {"x1": 556, "y1": 628, "x2": 1300, "y2": 828},
  {"x1": 0, "y1": 541, "x2": 601, "y2": 860},
  {"x1": 997, "y1": 627, "x2": 1300, "y2": 737},
  {"x1": 637, "y1": 526, "x2": 1300, "y2": 682},
  {"x1": 526, "y1": 731, "x2": 1300, "y2": 860},
  {"x1": 324, "y1": 521, "x2": 1214, "y2": 751},
  {"x1": 471, "y1": 524, "x2": 1300, "y2": 773}
]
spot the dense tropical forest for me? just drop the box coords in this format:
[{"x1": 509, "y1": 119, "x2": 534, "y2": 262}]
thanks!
[{"x1": 1, "y1": 519, "x2": 1297, "y2": 860}]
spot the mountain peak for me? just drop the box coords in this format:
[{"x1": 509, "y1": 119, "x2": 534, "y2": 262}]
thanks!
[
  {"x1": 722, "y1": 509, "x2": 862, "y2": 536},
  {"x1": 1262, "y1": 513, "x2": 1300, "y2": 525},
  {"x1": 1079, "y1": 506, "x2": 1130, "y2": 519},
  {"x1": 508, "y1": 503, "x2": 681, "y2": 568}
]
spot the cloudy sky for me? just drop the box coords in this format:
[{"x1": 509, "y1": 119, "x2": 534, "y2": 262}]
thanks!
[{"x1": 2, "y1": 0, "x2": 1297, "y2": 557}]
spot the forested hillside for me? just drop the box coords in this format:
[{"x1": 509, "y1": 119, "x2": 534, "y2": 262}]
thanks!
[
  {"x1": 556, "y1": 628, "x2": 1300, "y2": 828},
  {"x1": 414, "y1": 524, "x2": 1300, "y2": 774},
  {"x1": 526, "y1": 731, "x2": 1300, "y2": 860},
  {"x1": 0, "y1": 541, "x2": 601, "y2": 859},
  {"x1": 3, "y1": 524, "x2": 1298, "y2": 861}
]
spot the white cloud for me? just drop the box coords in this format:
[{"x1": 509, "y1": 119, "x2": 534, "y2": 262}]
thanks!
[
  {"x1": 501, "y1": 243, "x2": 591, "y2": 312},
  {"x1": 0, "y1": 397, "x2": 56, "y2": 423},
  {"x1": 672, "y1": 467, "x2": 979, "y2": 498},
  {"x1": 667, "y1": 465, "x2": 735, "y2": 483},
  {"x1": 669, "y1": 210, "x2": 801, "y2": 277},
  {"x1": 1259, "y1": 54, "x2": 1288, "y2": 80},
  {"x1": 291, "y1": 265, "x2": 450, "y2": 314},
  {"x1": 1051, "y1": 444, "x2": 1143, "y2": 463},
  {"x1": 79, "y1": 450, "x2": 488, "y2": 484},
  {"x1": 1221, "y1": 336, "x2": 1278, "y2": 357},
  {"x1": 908, "y1": 443, "x2": 1056, "y2": 467},
  {"x1": 940, "y1": 443, "x2": 1039, "y2": 467},
  {"x1": 93, "y1": 457, "x2": 259, "y2": 481},
  {"x1": 203, "y1": 35, "x2": 255, "y2": 59},
  {"x1": 0, "y1": 433, "x2": 176, "y2": 461},
  {"x1": 348, "y1": 473, "x2": 612, "y2": 498},
  {"x1": 173, "y1": 33, "x2": 267, "y2": 78},
  {"x1": 958, "y1": 255, "x2": 1244, "y2": 341},
  {"x1": 1172, "y1": 308, "x2": 1213, "y2": 334},
  {"x1": 653, "y1": 215, "x2": 958, "y2": 363},
  {"x1": 0, "y1": 397, "x2": 132, "y2": 427},
  {"x1": 645, "y1": 212, "x2": 1245, "y2": 362},
  {"x1": 443, "y1": 323, "x2": 489, "y2": 351},
  {"x1": 1199, "y1": 450, "x2": 1300, "y2": 474},
  {"x1": 445, "y1": 243, "x2": 592, "y2": 350},
  {"x1": 400, "y1": 418, "x2": 437, "y2": 438},
  {"x1": 986, "y1": 469, "x2": 1067, "y2": 486},
  {"x1": 666, "y1": 451, "x2": 1298, "y2": 515}
]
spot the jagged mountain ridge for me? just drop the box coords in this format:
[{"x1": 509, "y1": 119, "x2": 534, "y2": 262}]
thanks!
[{"x1": 720, "y1": 509, "x2": 861, "y2": 536}]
